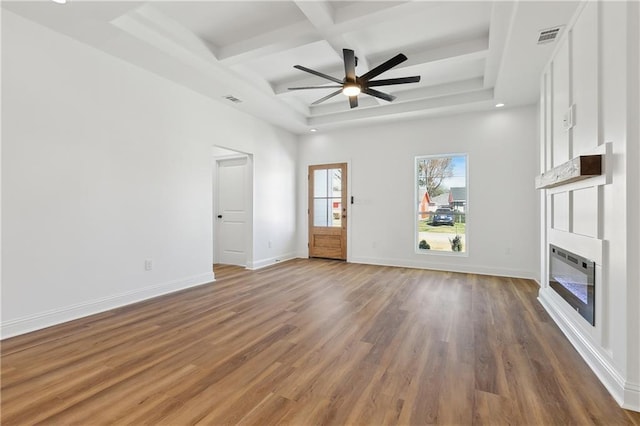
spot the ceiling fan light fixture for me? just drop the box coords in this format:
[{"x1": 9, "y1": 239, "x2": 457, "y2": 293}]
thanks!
[{"x1": 342, "y1": 84, "x2": 361, "y2": 97}]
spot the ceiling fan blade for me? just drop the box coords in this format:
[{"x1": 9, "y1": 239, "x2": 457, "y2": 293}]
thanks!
[
  {"x1": 366, "y1": 76, "x2": 420, "y2": 87},
  {"x1": 362, "y1": 87, "x2": 396, "y2": 102},
  {"x1": 348, "y1": 96, "x2": 358, "y2": 108},
  {"x1": 359, "y1": 53, "x2": 408, "y2": 81},
  {"x1": 293, "y1": 65, "x2": 343, "y2": 84},
  {"x1": 343, "y1": 49, "x2": 356, "y2": 83},
  {"x1": 288, "y1": 85, "x2": 343, "y2": 90},
  {"x1": 311, "y1": 89, "x2": 343, "y2": 105}
]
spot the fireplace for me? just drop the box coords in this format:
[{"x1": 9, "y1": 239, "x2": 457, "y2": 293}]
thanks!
[{"x1": 549, "y1": 244, "x2": 595, "y2": 325}]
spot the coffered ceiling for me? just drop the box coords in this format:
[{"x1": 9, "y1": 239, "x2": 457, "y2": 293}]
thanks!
[{"x1": 2, "y1": 1, "x2": 580, "y2": 134}]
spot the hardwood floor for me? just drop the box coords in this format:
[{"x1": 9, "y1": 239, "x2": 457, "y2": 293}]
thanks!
[{"x1": 2, "y1": 259, "x2": 639, "y2": 425}]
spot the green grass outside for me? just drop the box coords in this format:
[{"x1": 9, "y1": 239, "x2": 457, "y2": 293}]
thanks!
[{"x1": 418, "y1": 220, "x2": 466, "y2": 234}]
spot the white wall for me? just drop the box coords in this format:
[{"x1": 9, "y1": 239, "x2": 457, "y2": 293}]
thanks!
[
  {"x1": 1, "y1": 11, "x2": 297, "y2": 338},
  {"x1": 537, "y1": 1, "x2": 640, "y2": 411},
  {"x1": 297, "y1": 106, "x2": 539, "y2": 279}
]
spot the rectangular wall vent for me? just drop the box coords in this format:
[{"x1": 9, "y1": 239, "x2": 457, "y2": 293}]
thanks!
[
  {"x1": 223, "y1": 95, "x2": 242, "y2": 103},
  {"x1": 537, "y1": 26, "x2": 563, "y2": 44}
]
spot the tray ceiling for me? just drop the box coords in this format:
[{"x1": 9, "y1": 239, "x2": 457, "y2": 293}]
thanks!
[{"x1": 2, "y1": 1, "x2": 580, "y2": 134}]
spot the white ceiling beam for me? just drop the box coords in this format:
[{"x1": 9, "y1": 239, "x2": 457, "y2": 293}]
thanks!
[
  {"x1": 309, "y1": 96, "x2": 382, "y2": 116},
  {"x1": 368, "y1": 37, "x2": 489, "y2": 71},
  {"x1": 217, "y1": 21, "x2": 320, "y2": 65},
  {"x1": 293, "y1": 0, "x2": 346, "y2": 64},
  {"x1": 309, "y1": 78, "x2": 485, "y2": 116},
  {"x1": 293, "y1": 1, "x2": 404, "y2": 71},
  {"x1": 294, "y1": 1, "x2": 384, "y2": 106},
  {"x1": 393, "y1": 78, "x2": 485, "y2": 103},
  {"x1": 483, "y1": 1, "x2": 517, "y2": 89},
  {"x1": 309, "y1": 89, "x2": 494, "y2": 126},
  {"x1": 123, "y1": 4, "x2": 220, "y2": 59},
  {"x1": 294, "y1": 1, "x2": 335, "y2": 29},
  {"x1": 110, "y1": 10, "x2": 309, "y2": 131},
  {"x1": 331, "y1": 1, "x2": 441, "y2": 30},
  {"x1": 220, "y1": 1, "x2": 444, "y2": 67},
  {"x1": 293, "y1": 1, "x2": 364, "y2": 70}
]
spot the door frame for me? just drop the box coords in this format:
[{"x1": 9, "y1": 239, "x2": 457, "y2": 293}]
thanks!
[
  {"x1": 306, "y1": 160, "x2": 352, "y2": 261},
  {"x1": 212, "y1": 146, "x2": 254, "y2": 267}
]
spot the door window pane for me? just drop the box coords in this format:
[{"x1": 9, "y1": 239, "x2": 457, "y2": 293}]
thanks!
[
  {"x1": 314, "y1": 169, "x2": 328, "y2": 197},
  {"x1": 314, "y1": 198, "x2": 329, "y2": 226},
  {"x1": 313, "y1": 168, "x2": 342, "y2": 228},
  {"x1": 330, "y1": 198, "x2": 341, "y2": 227},
  {"x1": 331, "y1": 169, "x2": 342, "y2": 198}
]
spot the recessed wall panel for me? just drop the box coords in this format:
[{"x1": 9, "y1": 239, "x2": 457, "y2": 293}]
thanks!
[
  {"x1": 553, "y1": 39, "x2": 571, "y2": 166},
  {"x1": 553, "y1": 192, "x2": 570, "y2": 231},
  {"x1": 572, "y1": 187, "x2": 598, "y2": 237},
  {"x1": 572, "y1": 1, "x2": 599, "y2": 155},
  {"x1": 545, "y1": 69, "x2": 554, "y2": 171}
]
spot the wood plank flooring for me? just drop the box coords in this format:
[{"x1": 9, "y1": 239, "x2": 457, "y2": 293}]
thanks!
[{"x1": 2, "y1": 259, "x2": 639, "y2": 425}]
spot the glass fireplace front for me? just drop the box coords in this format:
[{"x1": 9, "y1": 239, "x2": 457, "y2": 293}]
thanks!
[{"x1": 549, "y1": 244, "x2": 595, "y2": 325}]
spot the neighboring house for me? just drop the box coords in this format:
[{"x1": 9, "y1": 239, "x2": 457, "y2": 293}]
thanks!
[
  {"x1": 431, "y1": 193, "x2": 450, "y2": 207},
  {"x1": 419, "y1": 191, "x2": 442, "y2": 217},
  {"x1": 449, "y1": 187, "x2": 467, "y2": 212},
  {"x1": 418, "y1": 191, "x2": 432, "y2": 218}
]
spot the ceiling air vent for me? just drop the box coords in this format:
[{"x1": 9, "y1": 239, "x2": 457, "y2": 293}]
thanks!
[
  {"x1": 223, "y1": 95, "x2": 242, "y2": 103},
  {"x1": 537, "y1": 26, "x2": 563, "y2": 44}
]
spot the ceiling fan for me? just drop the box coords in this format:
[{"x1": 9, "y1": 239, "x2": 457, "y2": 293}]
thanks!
[{"x1": 288, "y1": 48, "x2": 420, "y2": 108}]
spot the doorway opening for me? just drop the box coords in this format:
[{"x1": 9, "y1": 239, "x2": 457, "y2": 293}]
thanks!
[{"x1": 212, "y1": 146, "x2": 253, "y2": 268}]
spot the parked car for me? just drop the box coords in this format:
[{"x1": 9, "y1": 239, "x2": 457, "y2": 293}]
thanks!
[{"x1": 432, "y1": 207, "x2": 454, "y2": 226}]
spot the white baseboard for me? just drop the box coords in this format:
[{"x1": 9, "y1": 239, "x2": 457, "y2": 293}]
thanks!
[
  {"x1": 349, "y1": 256, "x2": 536, "y2": 280},
  {"x1": 538, "y1": 288, "x2": 639, "y2": 411},
  {"x1": 246, "y1": 252, "x2": 297, "y2": 270},
  {"x1": 624, "y1": 382, "x2": 640, "y2": 412},
  {"x1": 0, "y1": 272, "x2": 215, "y2": 340}
]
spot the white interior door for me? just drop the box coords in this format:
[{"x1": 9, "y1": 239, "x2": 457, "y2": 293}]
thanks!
[{"x1": 216, "y1": 157, "x2": 249, "y2": 266}]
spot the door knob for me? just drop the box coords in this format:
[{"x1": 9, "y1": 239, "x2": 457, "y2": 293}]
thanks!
[{"x1": 217, "y1": 215, "x2": 223, "y2": 218}]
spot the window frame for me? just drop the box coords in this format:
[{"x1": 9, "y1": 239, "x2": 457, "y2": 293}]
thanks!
[{"x1": 414, "y1": 153, "x2": 469, "y2": 256}]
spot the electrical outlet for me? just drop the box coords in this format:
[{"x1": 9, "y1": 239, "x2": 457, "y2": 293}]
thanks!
[
  {"x1": 268, "y1": 240, "x2": 272, "y2": 248},
  {"x1": 145, "y1": 259, "x2": 153, "y2": 271}
]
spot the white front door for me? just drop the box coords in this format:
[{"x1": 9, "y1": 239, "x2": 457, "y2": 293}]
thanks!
[{"x1": 216, "y1": 157, "x2": 249, "y2": 266}]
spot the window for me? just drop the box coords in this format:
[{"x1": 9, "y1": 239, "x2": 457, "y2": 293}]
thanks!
[
  {"x1": 312, "y1": 167, "x2": 343, "y2": 227},
  {"x1": 416, "y1": 154, "x2": 467, "y2": 253}
]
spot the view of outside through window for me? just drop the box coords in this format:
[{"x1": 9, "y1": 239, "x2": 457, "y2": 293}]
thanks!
[
  {"x1": 416, "y1": 154, "x2": 467, "y2": 253},
  {"x1": 313, "y1": 168, "x2": 342, "y2": 227}
]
